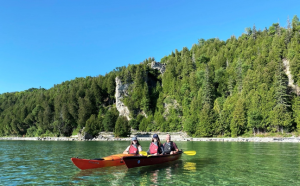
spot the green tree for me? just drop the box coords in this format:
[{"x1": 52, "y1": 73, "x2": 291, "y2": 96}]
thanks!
[
  {"x1": 202, "y1": 65, "x2": 214, "y2": 107},
  {"x1": 114, "y1": 116, "x2": 131, "y2": 137},
  {"x1": 292, "y1": 15, "x2": 300, "y2": 32},
  {"x1": 269, "y1": 104, "x2": 292, "y2": 133},
  {"x1": 140, "y1": 84, "x2": 150, "y2": 112},
  {"x1": 252, "y1": 24, "x2": 257, "y2": 40},
  {"x1": 84, "y1": 114, "x2": 99, "y2": 136},
  {"x1": 230, "y1": 98, "x2": 246, "y2": 137},
  {"x1": 102, "y1": 108, "x2": 118, "y2": 132},
  {"x1": 129, "y1": 119, "x2": 139, "y2": 130},
  {"x1": 292, "y1": 96, "x2": 300, "y2": 131},
  {"x1": 195, "y1": 103, "x2": 214, "y2": 137}
]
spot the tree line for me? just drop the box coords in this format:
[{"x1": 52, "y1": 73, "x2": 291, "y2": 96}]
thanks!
[{"x1": 1, "y1": 15, "x2": 300, "y2": 137}]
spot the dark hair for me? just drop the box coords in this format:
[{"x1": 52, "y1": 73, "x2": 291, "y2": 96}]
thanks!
[
  {"x1": 152, "y1": 137, "x2": 161, "y2": 147},
  {"x1": 130, "y1": 140, "x2": 140, "y2": 146}
]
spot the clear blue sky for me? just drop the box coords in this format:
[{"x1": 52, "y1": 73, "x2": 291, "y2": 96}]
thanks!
[{"x1": 0, "y1": 0, "x2": 299, "y2": 94}]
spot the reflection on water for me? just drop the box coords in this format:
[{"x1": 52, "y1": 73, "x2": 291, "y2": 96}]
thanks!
[
  {"x1": 183, "y1": 162, "x2": 196, "y2": 172},
  {"x1": 71, "y1": 165, "x2": 129, "y2": 185},
  {"x1": 150, "y1": 169, "x2": 159, "y2": 185},
  {"x1": 70, "y1": 159, "x2": 198, "y2": 185},
  {"x1": 122, "y1": 160, "x2": 198, "y2": 185}
]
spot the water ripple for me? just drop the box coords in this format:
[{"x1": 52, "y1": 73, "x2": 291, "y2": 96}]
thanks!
[{"x1": 1, "y1": 141, "x2": 300, "y2": 185}]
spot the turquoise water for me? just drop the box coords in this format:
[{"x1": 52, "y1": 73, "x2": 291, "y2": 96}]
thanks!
[{"x1": 1, "y1": 140, "x2": 300, "y2": 185}]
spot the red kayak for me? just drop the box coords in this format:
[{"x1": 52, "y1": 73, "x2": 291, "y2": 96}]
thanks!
[
  {"x1": 123, "y1": 152, "x2": 182, "y2": 168},
  {"x1": 71, "y1": 154, "x2": 135, "y2": 170}
]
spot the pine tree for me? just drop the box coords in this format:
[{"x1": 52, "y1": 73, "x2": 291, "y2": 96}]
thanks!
[
  {"x1": 114, "y1": 116, "x2": 130, "y2": 137},
  {"x1": 228, "y1": 76, "x2": 234, "y2": 96},
  {"x1": 92, "y1": 81, "x2": 102, "y2": 106},
  {"x1": 230, "y1": 98, "x2": 246, "y2": 137},
  {"x1": 276, "y1": 23, "x2": 281, "y2": 36},
  {"x1": 202, "y1": 65, "x2": 213, "y2": 107},
  {"x1": 236, "y1": 58, "x2": 243, "y2": 93},
  {"x1": 43, "y1": 104, "x2": 52, "y2": 127},
  {"x1": 140, "y1": 84, "x2": 150, "y2": 112},
  {"x1": 292, "y1": 96, "x2": 300, "y2": 131},
  {"x1": 274, "y1": 59, "x2": 289, "y2": 107},
  {"x1": 102, "y1": 108, "x2": 118, "y2": 132},
  {"x1": 292, "y1": 15, "x2": 300, "y2": 32},
  {"x1": 270, "y1": 104, "x2": 292, "y2": 133},
  {"x1": 195, "y1": 103, "x2": 214, "y2": 137},
  {"x1": 84, "y1": 114, "x2": 98, "y2": 136},
  {"x1": 252, "y1": 24, "x2": 257, "y2": 40},
  {"x1": 286, "y1": 16, "x2": 292, "y2": 44},
  {"x1": 213, "y1": 97, "x2": 226, "y2": 135}
]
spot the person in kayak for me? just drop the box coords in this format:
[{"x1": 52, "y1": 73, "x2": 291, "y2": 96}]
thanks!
[
  {"x1": 163, "y1": 134, "x2": 179, "y2": 155},
  {"x1": 147, "y1": 134, "x2": 164, "y2": 155},
  {"x1": 123, "y1": 137, "x2": 142, "y2": 155}
]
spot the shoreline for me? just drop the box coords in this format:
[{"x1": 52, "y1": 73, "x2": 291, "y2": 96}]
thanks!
[{"x1": 1, "y1": 136, "x2": 300, "y2": 143}]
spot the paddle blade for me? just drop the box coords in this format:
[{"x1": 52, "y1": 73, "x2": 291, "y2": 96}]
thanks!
[
  {"x1": 183, "y1": 151, "x2": 196, "y2": 156},
  {"x1": 140, "y1": 151, "x2": 148, "y2": 156}
]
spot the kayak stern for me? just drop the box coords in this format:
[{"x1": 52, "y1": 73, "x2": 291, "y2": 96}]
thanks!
[{"x1": 71, "y1": 154, "x2": 135, "y2": 170}]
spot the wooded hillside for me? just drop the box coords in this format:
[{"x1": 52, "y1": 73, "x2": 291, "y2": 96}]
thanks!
[{"x1": 1, "y1": 16, "x2": 300, "y2": 137}]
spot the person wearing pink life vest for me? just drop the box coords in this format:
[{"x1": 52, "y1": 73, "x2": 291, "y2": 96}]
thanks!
[
  {"x1": 147, "y1": 134, "x2": 164, "y2": 155},
  {"x1": 123, "y1": 137, "x2": 142, "y2": 155}
]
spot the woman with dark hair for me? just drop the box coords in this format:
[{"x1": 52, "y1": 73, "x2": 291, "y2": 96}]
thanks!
[
  {"x1": 147, "y1": 134, "x2": 164, "y2": 155},
  {"x1": 123, "y1": 137, "x2": 142, "y2": 155}
]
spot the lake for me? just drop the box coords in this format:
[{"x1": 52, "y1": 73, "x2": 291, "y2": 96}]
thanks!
[{"x1": 1, "y1": 140, "x2": 300, "y2": 185}]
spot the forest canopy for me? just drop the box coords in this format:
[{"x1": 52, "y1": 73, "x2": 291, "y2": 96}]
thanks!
[{"x1": 1, "y1": 15, "x2": 300, "y2": 137}]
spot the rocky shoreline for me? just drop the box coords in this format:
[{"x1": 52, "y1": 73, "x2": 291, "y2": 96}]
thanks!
[{"x1": 1, "y1": 136, "x2": 300, "y2": 143}]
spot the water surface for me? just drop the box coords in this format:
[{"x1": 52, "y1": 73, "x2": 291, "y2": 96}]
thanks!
[{"x1": 1, "y1": 140, "x2": 300, "y2": 185}]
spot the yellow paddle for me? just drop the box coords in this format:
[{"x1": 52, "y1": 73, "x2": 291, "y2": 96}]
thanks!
[
  {"x1": 183, "y1": 151, "x2": 196, "y2": 156},
  {"x1": 140, "y1": 151, "x2": 148, "y2": 156},
  {"x1": 140, "y1": 151, "x2": 196, "y2": 156}
]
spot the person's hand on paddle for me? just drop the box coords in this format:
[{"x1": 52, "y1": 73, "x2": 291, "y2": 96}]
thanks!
[{"x1": 170, "y1": 151, "x2": 177, "y2": 155}]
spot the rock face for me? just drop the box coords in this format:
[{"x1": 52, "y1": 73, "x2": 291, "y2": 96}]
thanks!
[
  {"x1": 149, "y1": 61, "x2": 166, "y2": 74},
  {"x1": 115, "y1": 77, "x2": 131, "y2": 120},
  {"x1": 115, "y1": 62, "x2": 165, "y2": 120},
  {"x1": 283, "y1": 59, "x2": 300, "y2": 95},
  {"x1": 163, "y1": 97, "x2": 181, "y2": 119},
  {"x1": 78, "y1": 128, "x2": 93, "y2": 140}
]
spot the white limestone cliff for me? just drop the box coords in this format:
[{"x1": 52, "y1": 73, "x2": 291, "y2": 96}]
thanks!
[
  {"x1": 115, "y1": 77, "x2": 131, "y2": 120},
  {"x1": 283, "y1": 59, "x2": 300, "y2": 95},
  {"x1": 149, "y1": 61, "x2": 166, "y2": 74}
]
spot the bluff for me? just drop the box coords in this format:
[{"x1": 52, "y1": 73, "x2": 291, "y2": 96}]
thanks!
[{"x1": 1, "y1": 17, "x2": 300, "y2": 138}]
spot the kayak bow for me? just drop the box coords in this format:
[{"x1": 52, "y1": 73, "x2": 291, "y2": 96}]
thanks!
[
  {"x1": 123, "y1": 152, "x2": 182, "y2": 168},
  {"x1": 71, "y1": 154, "x2": 135, "y2": 170}
]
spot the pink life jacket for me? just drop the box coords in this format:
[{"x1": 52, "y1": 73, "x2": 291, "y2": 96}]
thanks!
[
  {"x1": 149, "y1": 142, "x2": 158, "y2": 154},
  {"x1": 129, "y1": 145, "x2": 138, "y2": 154}
]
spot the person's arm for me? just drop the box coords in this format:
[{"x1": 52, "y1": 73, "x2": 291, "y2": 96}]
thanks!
[
  {"x1": 147, "y1": 144, "x2": 150, "y2": 155},
  {"x1": 123, "y1": 146, "x2": 130, "y2": 154},
  {"x1": 138, "y1": 145, "x2": 143, "y2": 155},
  {"x1": 138, "y1": 145, "x2": 142, "y2": 152},
  {"x1": 169, "y1": 143, "x2": 178, "y2": 154},
  {"x1": 159, "y1": 144, "x2": 164, "y2": 155},
  {"x1": 173, "y1": 142, "x2": 179, "y2": 154}
]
